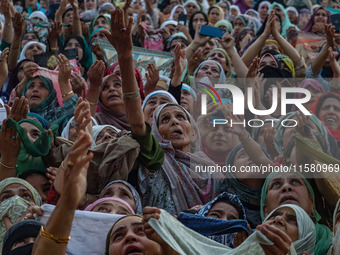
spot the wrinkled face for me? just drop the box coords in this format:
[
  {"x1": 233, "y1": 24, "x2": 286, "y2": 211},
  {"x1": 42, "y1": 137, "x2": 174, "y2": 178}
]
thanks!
[
  {"x1": 94, "y1": 17, "x2": 110, "y2": 31},
  {"x1": 259, "y1": 55, "x2": 277, "y2": 69},
  {"x1": 206, "y1": 201, "x2": 240, "y2": 220},
  {"x1": 261, "y1": 43, "x2": 280, "y2": 55},
  {"x1": 192, "y1": 13, "x2": 207, "y2": 31},
  {"x1": 259, "y1": 4, "x2": 269, "y2": 20},
  {"x1": 318, "y1": 97, "x2": 340, "y2": 130},
  {"x1": 100, "y1": 76, "x2": 124, "y2": 110},
  {"x1": 25, "y1": 77, "x2": 50, "y2": 108},
  {"x1": 173, "y1": 7, "x2": 185, "y2": 21},
  {"x1": 205, "y1": 125, "x2": 237, "y2": 154},
  {"x1": 196, "y1": 61, "x2": 221, "y2": 80},
  {"x1": 314, "y1": 9, "x2": 328, "y2": 24},
  {"x1": 0, "y1": 183, "x2": 35, "y2": 205},
  {"x1": 207, "y1": 50, "x2": 228, "y2": 71},
  {"x1": 265, "y1": 207, "x2": 299, "y2": 242},
  {"x1": 101, "y1": 183, "x2": 136, "y2": 212},
  {"x1": 65, "y1": 38, "x2": 84, "y2": 61},
  {"x1": 185, "y1": 3, "x2": 198, "y2": 17},
  {"x1": 108, "y1": 216, "x2": 162, "y2": 255},
  {"x1": 158, "y1": 105, "x2": 193, "y2": 152},
  {"x1": 233, "y1": 18, "x2": 245, "y2": 34},
  {"x1": 264, "y1": 172, "x2": 314, "y2": 217},
  {"x1": 20, "y1": 122, "x2": 42, "y2": 143},
  {"x1": 25, "y1": 174, "x2": 49, "y2": 204},
  {"x1": 86, "y1": 0, "x2": 95, "y2": 10},
  {"x1": 25, "y1": 44, "x2": 44, "y2": 61},
  {"x1": 95, "y1": 127, "x2": 118, "y2": 145},
  {"x1": 208, "y1": 8, "x2": 221, "y2": 23},
  {"x1": 63, "y1": 11, "x2": 73, "y2": 24},
  {"x1": 143, "y1": 94, "x2": 172, "y2": 125},
  {"x1": 180, "y1": 89, "x2": 194, "y2": 113},
  {"x1": 92, "y1": 200, "x2": 131, "y2": 215},
  {"x1": 21, "y1": 33, "x2": 39, "y2": 49}
]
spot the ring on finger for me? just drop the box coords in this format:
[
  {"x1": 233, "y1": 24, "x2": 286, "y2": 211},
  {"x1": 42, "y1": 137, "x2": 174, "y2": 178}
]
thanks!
[{"x1": 11, "y1": 136, "x2": 16, "y2": 141}]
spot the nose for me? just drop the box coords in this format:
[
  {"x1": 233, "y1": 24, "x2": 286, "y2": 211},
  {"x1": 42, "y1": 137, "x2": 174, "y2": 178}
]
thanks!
[
  {"x1": 273, "y1": 215, "x2": 285, "y2": 225},
  {"x1": 124, "y1": 231, "x2": 139, "y2": 243},
  {"x1": 281, "y1": 181, "x2": 293, "y2": 193},
  {"x1": 103, "y1": 132, "x2": 113, "y2": 141}
]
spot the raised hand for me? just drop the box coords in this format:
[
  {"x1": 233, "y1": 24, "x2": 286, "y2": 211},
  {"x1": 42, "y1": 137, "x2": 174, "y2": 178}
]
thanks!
[
  {"x1": 5, "y1": 96, "x2": 29, "y2": 122},
  {"x1": 23, "y1": 62, "x2": 39, "y2": 81},
  {"x1": 101, "y1": 8, "x2": 133, "y2": 54},
  {"x1": 48, "y1": 21, "x2": 62, "y2": 49},
  {"x1": 87, "y1": 60, "x2": 106, "y2": 89},
  {"x1": 264, "y1": 10, "x2": 275, "y2": 38},
  {"x1": 325, "y1": 24, "x2": 335, "y2": 48},
  {"x1": 13, "y1": 12, "x2": 25, "y2": 37},
  {"x1": 73, "y1": 97, "x2": 92, "y2": 134},
  {"x1": 173, "y1": 43, "x2": 187, "y2": 77},
  {"x1": 57, "y1": 54, "x2": 73, "y2": 97},
  {"x1": 0, "y1": 48, "x2": 9, "y2": 86},
  {"x1": 246, "y1": 57, "x2": 260, "y2": 79},
  {"x1": 144, "y1": 63, "x2": 159, "y2": 95},
  {"x1": 70, "y1": 72, "x2": 85, "y2": 96},
  {"x1": 218, "y1": 31, "x2": 235, "y2": 51}
]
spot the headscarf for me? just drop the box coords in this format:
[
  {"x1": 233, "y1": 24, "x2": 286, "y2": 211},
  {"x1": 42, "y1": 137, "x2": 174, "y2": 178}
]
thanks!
[
  {"x1": 260, "y1": 169, "x2": 332, "y2": 255},
  {"x1": 274, "y1": 54, "x2": 295, "y2": 77},
  {"x1": 225, "y1": 143, "x2": 271, "y2": 227},
  {"x1": 0, "y1": 178, "x2": 42, "y2": 248},
  {"x1": 291, "y1": 79, "x2": 325, "y2": 111},
  {"x1": 29, "y1": 11, "x2": 48, "y2": 22},
  {"x1": 189, "y1": 11, "x2": 209, "y2": 38},
  {"x1": 184, "y1": 0, "x2": 201, "y2": 11},
  {"x1": 230, "y1": 5, "x2": 241, "y2": 17},
  {"x1": 309, "y1": 92, "x2": 340, "y2": 142},
  {"x1": 169, "y1": 5, "x2": 187, "y2": 20},
  {"x1": 104, "y1": 63, "x2": 145, "y2": 100},
  {"x1": 141, "y1": 90, "x2": 178, "y2": 111},
  {"x1": 84, "y1": 197, "x2": 135, "y2": 214},
  {"x1": 27, "y1": 112, "x2": 50, "y2": 130},
  {"x1": 100, "y1": 180, "x2": 143, "y2": 215},
  {"x1": 61, "y1": 116, "x2": 98, "y2": 140},
  {"x1": 92, "y1": 124, "x2": 121, "y2": 147},
  {"x1": 256, "y1": 12, "x2": 282, "y2": 37},
  {"x1": 274, "y1": 111, "x2": 329, "y2": 155},
  {"x1": 63, "y1": 35, "x2": 90, "y2": 70},
  {"x1": 22, "y1": 75, "x2": 68, "y2": 127},
  {"x1": 18, "y1": 41, "x2": 46, "y2": 62},
  {"x1": 89, "y1": 27, "x2": 104, "y2": 42},
  {"x1": 182, "y1": 84, "x2": 197, "y2": 99},
  {"x1": 145, "y1": 103, "x2": 227, "y2": 214},
  {"x1": 264, "y1": 204, "x2": 316, "y2": 255},
  {"x1": 257, "y1": 1, "x2": 270, "y2": 14},
  {"x1": 2, "y1": 220, "x2": 43, "y2": 255},
  {"x1": 6, "y1": 60, "x2": 31, "y2": 95},
  {"x1": 303, "y1": 7, "x2": 331, "y2": 32},
  {"x1": 286, "y1": 6, "x2": 299, "y2": 17},
  {"x1": 215, "y1": 20, "x2": 233, "y2": 34},
  {"x1": 89, "y1": 14, "x2": 111, "y2": 34},
  {"x1": 84, "y1": 0, "x2": 97, "y2": 11},
  {"x1": 208, "y1": 6, "x2": 223, "y2": 26},
  {"x1": 333, "y1": 199, "x2": 340, "y2": 233},
  {"x1": 160, "y1": 20, "x2": 178, "y2": 29},
  {"x1": 95, "y1": 74, "x2": 130, "y2": 130},
  {"x1": 177, "y1": 192, "x2": 248, "y2": 247},
  {"x1": 264, "y1": 39, "x2": 283, "y2": 54},
  {"x1": 268, "y1": 2, "x2": 296, "y2": 38},
  {"x1": 193, "y1": 60, "x2": 226, "y2": 85},
  {"x1": 98, "y1": 3, "x2": 115, "y2": 14},
  {"x1": 235, "y1": 0, "x2": 252, "y2": 14}
]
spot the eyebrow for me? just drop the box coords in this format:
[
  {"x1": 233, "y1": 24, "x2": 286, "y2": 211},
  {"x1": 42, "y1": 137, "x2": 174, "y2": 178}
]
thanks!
[
  {"x1": 111, "y1": 225, "x2": 126, "y2": 236},
  {"x1": 118, "y1": 187, "x2": 132, "y2": 197},
  {"x1": 209, "y1": 209, "x2": 224, "y2": 214}
]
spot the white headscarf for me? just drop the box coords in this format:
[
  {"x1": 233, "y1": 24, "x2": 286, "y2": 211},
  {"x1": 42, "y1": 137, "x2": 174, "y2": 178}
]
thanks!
[
  {"x1": 92, "y1": 124, "x2": 121, "y2": 147},
  {"x1": 29, "y1": 11, "x2": 48, "y2": 22},
  {"x1": 61, "y1": 116, "x2": 98, "y2": 140},
  {"x1": 18, "y1": 41, "x2": 46, "y2": 62},
  {"x1": 169, "y1": 5, "x2": 187, "y2": 20}
]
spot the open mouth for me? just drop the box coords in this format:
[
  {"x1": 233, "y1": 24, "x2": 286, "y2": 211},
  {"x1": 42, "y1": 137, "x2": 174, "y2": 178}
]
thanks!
[
  {"x1": 170, "y1": 129, "x2": 183, "y2": 138},
  {"x1": 108, "y1": 94, "x2": 120, "y2": 100},
  {"x1": 31, "y1": 95, "x2": 41, "y2": 100},
  {"x1": 280, "y1": 196, "x2": 298, "y2": 204},
  {"x1": 325, "y1": 118, "x2": 336, "y2": 123},
  {"x1": 126, "y1": 247, "x2": 142, "y2": 254}
]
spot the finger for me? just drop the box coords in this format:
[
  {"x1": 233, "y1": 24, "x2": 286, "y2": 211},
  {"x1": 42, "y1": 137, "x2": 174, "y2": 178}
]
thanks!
[{"x1": 3, "y1": 216, "x2": 13, "y2": 230}]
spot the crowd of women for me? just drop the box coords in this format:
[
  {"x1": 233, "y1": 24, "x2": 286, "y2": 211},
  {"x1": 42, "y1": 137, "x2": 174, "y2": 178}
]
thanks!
[{"x1": 0, "y1": 0, "x2": 340, "y2": 253}]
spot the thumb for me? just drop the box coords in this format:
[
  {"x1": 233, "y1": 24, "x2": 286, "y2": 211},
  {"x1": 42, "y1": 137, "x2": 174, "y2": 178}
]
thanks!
[
  {"x1": 3, "y1": 216, "x2": 13, "y2": 230},
  {"x1": 100, "y1": 29, "x2": 112, "y2": 41}
]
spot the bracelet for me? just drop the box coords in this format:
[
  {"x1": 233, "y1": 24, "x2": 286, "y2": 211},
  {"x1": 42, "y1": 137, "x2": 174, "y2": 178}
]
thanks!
[
  {"x1": 0, "y1": 161, "x2": 17, "y2": 169},
  {"x1": 50, "y1": 47, "x2": 58, "y2": 51},
  {"x1": 40, "y1": 226, "x2": 70, "y2": 244},
  {"x1": 122, "y1": 90, "x2": 140, "y2": 99},
  {"x1": 62, "y1": 90, "x2": 74, "y2": 98},
  {"x1": 85, "y1": 98, "x2": 98, "y2": 106},
  {"x1": 240, "y1": 134, "x2": 251, "y2": 145}
]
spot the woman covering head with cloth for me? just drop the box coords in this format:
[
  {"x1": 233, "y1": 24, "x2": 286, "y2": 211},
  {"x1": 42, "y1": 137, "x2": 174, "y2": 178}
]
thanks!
[
  {"x1": 0, "y1": 177, "x2": 42, "y2": 248},
  {"x1": 205, "y1": 48, "x2": 232, "y2": 77},
  {"x1": 303, "y1": 7, "x2": 330, "y2": 34},
  {"x1": 143, "y1": 204, "x2": 315, "y2": 255},
  {"x1": 268, "y1": 2, "x2": 296, "y2": 38},
  {"x1": 207, "y1": 6, "x2": 223, "y2": 26},
  {"x1": 260, "y1": 169, "x2": 332, "y2": 255}
]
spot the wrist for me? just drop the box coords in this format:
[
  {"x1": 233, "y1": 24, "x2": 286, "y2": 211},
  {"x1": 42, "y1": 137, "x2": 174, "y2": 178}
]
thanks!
[{"x1": 239, "y1": 131, "x2": 249, "y2": 142}]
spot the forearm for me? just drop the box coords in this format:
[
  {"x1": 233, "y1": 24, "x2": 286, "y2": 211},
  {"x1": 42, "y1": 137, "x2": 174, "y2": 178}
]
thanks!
[
  {"x1": 275, "y1": 33, "x2": 304, "y2": 66},
  {"x1": 118, "y1": 53, "x2": 146, "y2": 135},
  {"x1": 32, "y1": 198, "x2": 75, "y2": 255},
  {"x1": 311, "y1": 45, "x2": 329, "y2": 75},
  {"x1": 8, "y1": 35, "x2": 21, "y2": 72},
  {"x1": 72, "y1": 8, "x2": 82, "y2": 36},
  {"x1": 15, "y1": 77, "x2": 28, "y2": 96},
  {"x1": 55, "y1": 10, "x2": 63, "y2": 24},
  {"x1": 185, "y1": 42, "x2": 200, "y2": 59},
  {"x1": 0, "y1": 157, "x2": 17, "y2": 181},
  {"x1": 86, "y1": 86, "x2": 101, "y2": 117},
  {"x1": 226, "y1": 47, "x2": 248, "y2": 78},
  {"x1": 2, "y1": 16, "x2": 13, "y2": 44},
  {"x1": 241, "y1": 35, "x2": 267, "y2": 67}
]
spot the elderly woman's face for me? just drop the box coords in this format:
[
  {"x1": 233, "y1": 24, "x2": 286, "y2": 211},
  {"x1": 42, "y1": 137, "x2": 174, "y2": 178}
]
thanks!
[
  {"x1": 318, "y1": 97, "x2": 340, "y2": 130},
  {"x1": 25, "y1": 44, "x2": 44, "y2": 61},
  {"x1": 143, "y1": 94, "x2": 173, "y2": 125},
  {"x1": 207, "y1": 50, "x2": 228, "y2": 71},
  {"x1": 21, "y1": 33, "x2": 39, "y2": 49},
  {"x1": 206, "y1": 201, "x2": 239, "y2": 220},
  {"x1": 64, "y1": 38, "x2": 84, "y2": 61},
  {"x1": 25, "y1": 77, "x2": 50, "y2": 108},
  {"x1": 94, "y1": 17, "x2": 110, "y2": 31},
  {"x1": 264, "y1": 172, "x2": 314, "y2": 218},
  {"x1": 92, "y1": 200, "x2": 132, "y2": 214},
  {"x1": 108, "y1": 216, "x2": 162, "y2": 255},
  {"x1": 265, "y1": 207, "x2": 299, "y2": 242},
  {"x1": 197, "y1": 61, "x2": 221, "y2": 80},
  {"x1": 202, "y1": 39, "x2": 218, "y2": 57},
  {"x1": 101, "y1": 183, "x2": 136, "y2": 212},
  {"x1": 95, "y1": 127, "x2": 118, "y2": 145},
  {"x1": 158, "y1": 105, "x2": 192, "y2": 152},
  {"x1": 100, "y1": 76, "x2": 124, "y2": 110},
  {"x1": 0, "y1": 183, "x2": 35, "y2": 205}
]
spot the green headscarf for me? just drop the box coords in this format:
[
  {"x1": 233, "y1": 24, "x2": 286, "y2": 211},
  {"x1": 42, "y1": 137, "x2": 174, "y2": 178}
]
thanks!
[
  {"x1": 260, "y1": 168, "x2": 333, "y2": 255},
  {"x1": 90, "y1": 28, "x2": 105, "y2": 43},
  {"x1": 4, "y1": 118, "x2": 57, "y2": 174},
  {"x1": 268, "y1": 2, "x2": 297, "y2": 38},
  {"x1": 215, "y1": 19, "x2": 233, "y2": 34},
  {"x1": 205, "y1": 48, "x2": 232, "y2": 78},
  {"x1": 89, "y1": 15, "x2": 111, "y2": 35}
]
